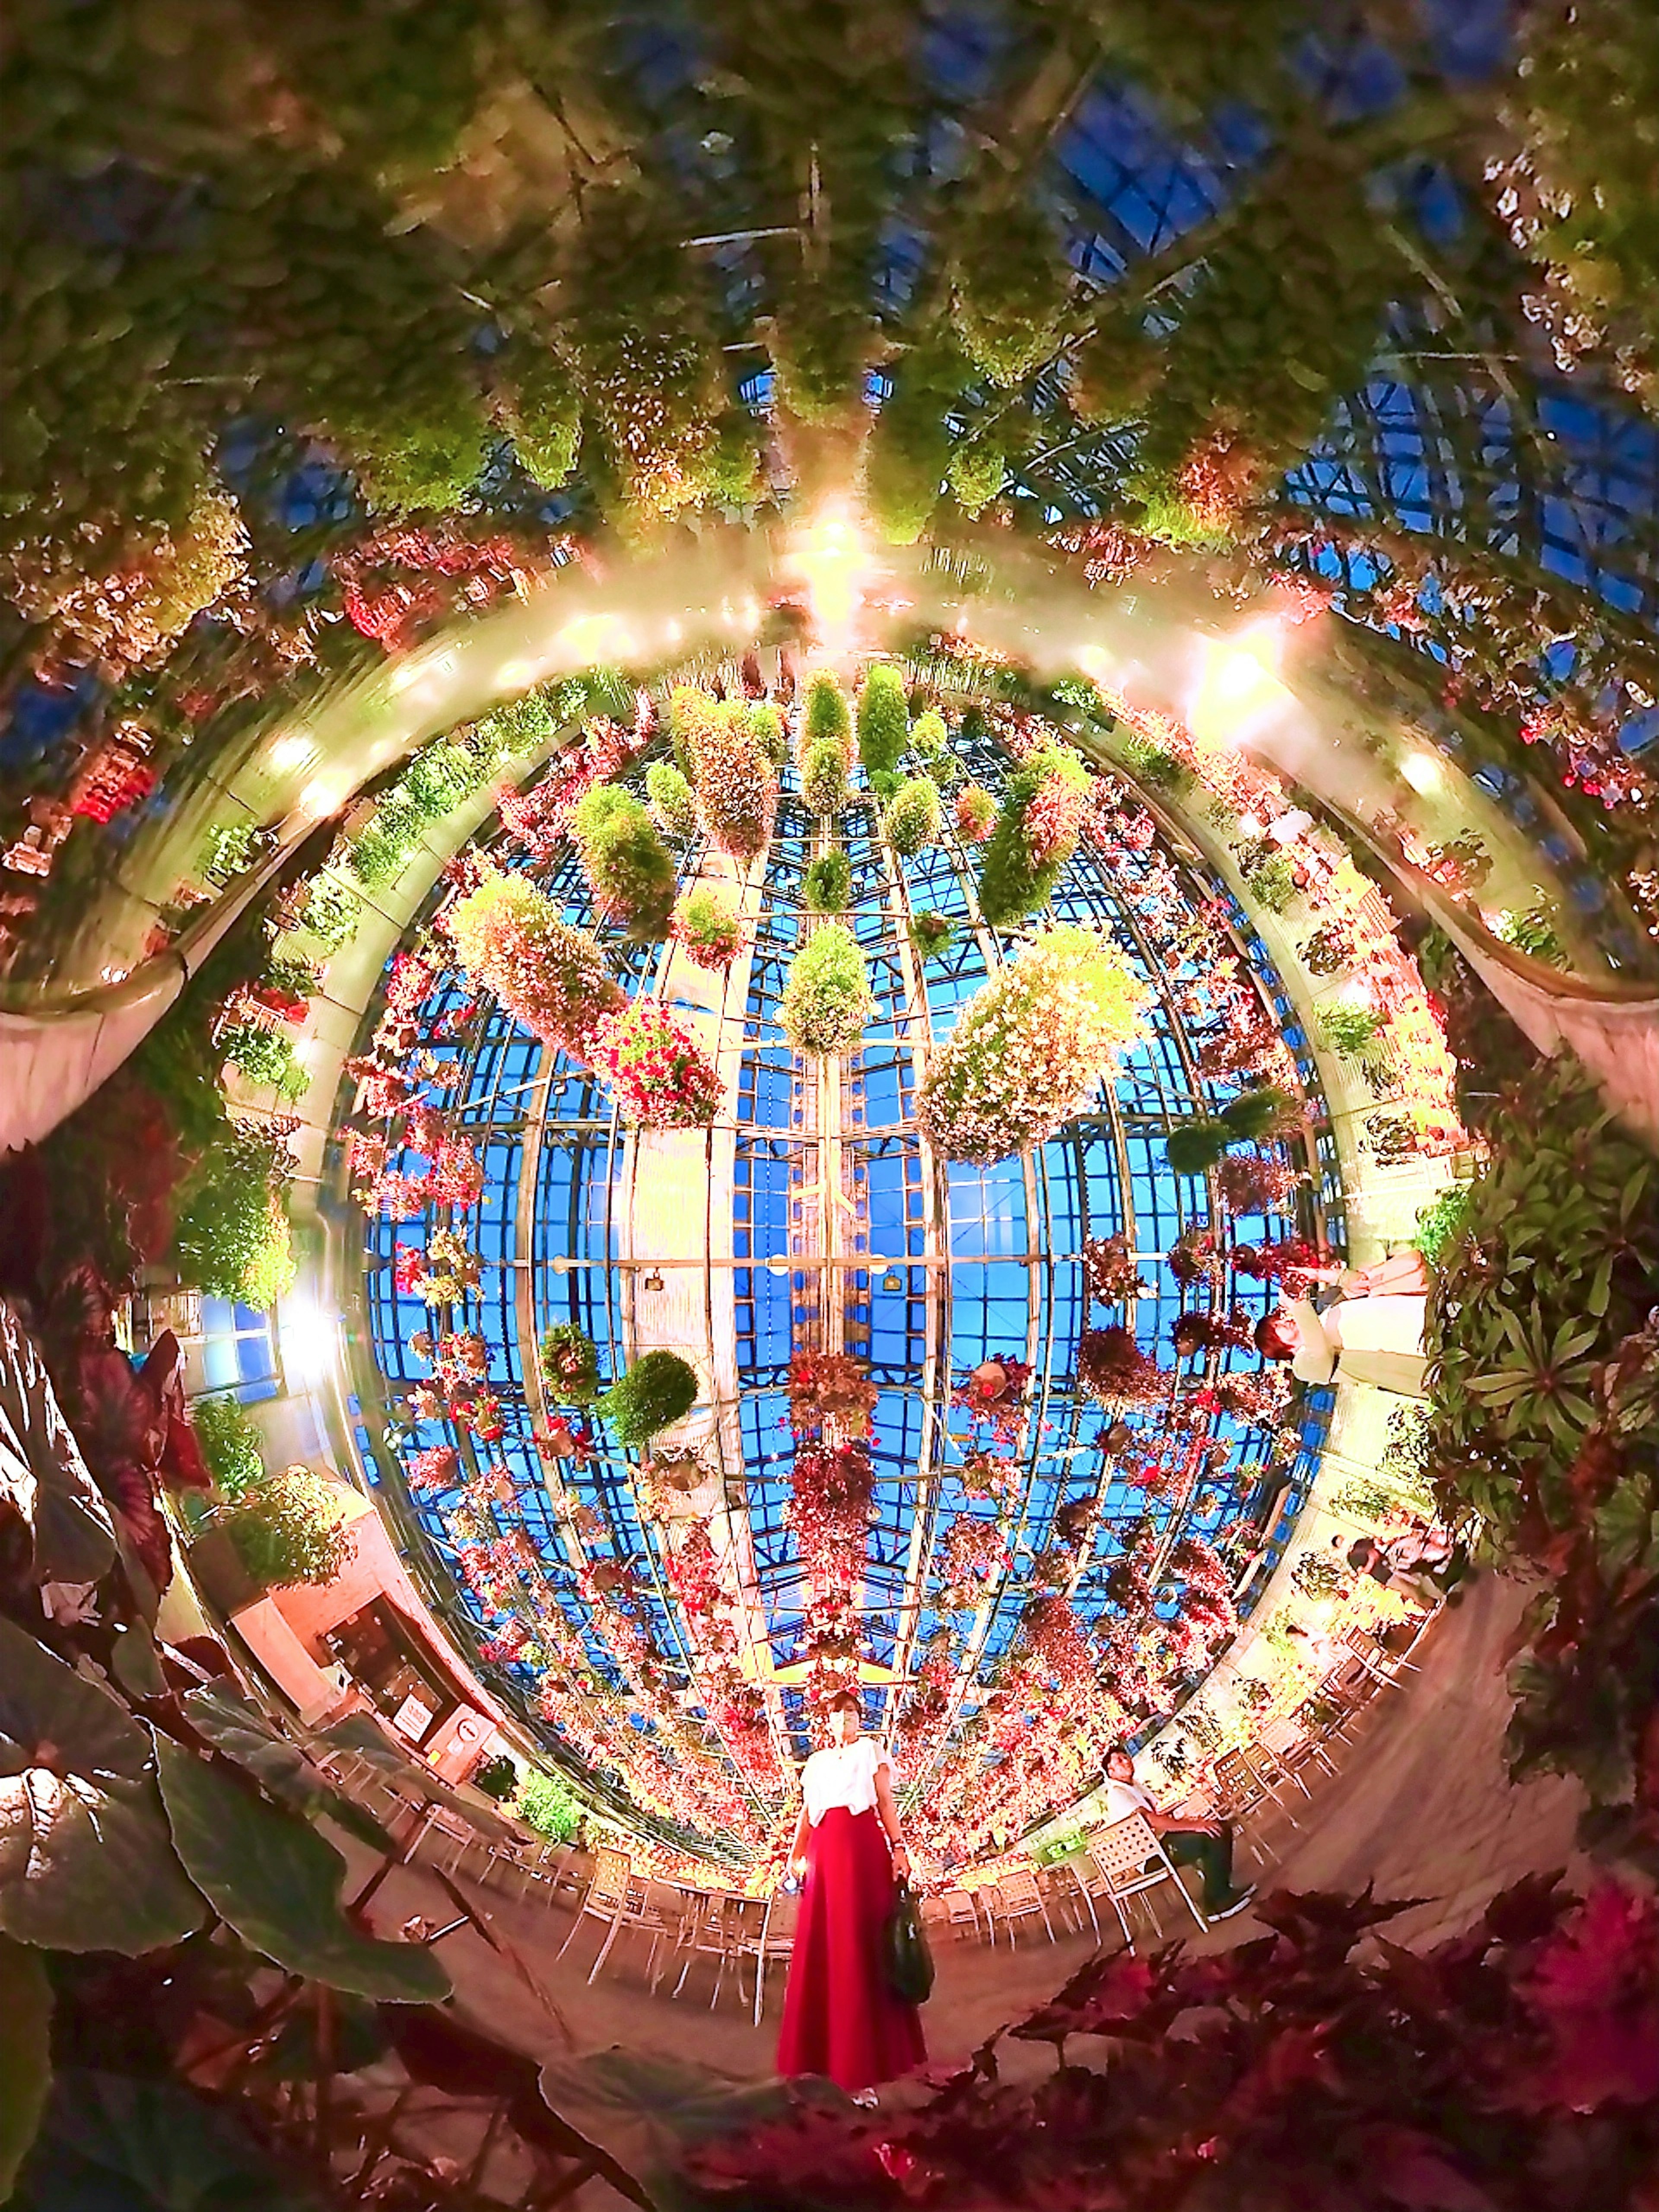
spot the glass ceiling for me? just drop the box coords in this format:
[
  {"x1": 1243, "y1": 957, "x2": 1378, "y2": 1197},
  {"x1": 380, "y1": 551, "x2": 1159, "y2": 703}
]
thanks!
[{"x1": 347, "y1": 691, "x2": 1335, "y2": 1861}]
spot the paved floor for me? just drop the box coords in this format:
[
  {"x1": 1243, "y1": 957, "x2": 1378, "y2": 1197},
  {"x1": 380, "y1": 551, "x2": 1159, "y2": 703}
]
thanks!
[{"x1": 339, "y1": 1572, "x2": 1585, "y2": 2204}]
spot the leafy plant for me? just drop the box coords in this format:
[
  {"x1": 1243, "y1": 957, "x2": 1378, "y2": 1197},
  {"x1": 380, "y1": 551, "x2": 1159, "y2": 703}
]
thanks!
[
  {"x1": 1163, "y1": 1119, "x2": 1230, "y2": 1175},
  {"x1": 955, "y1": 783, "x2": 997, "y2": 841},
  {"x1": 801, "y1": 737, "x2": 851, "y2": 818},
  {"x1": 976, "y1": 751, "x2": 1088, "y2": 927},
  {"x1": 1412, "y1": 1183, "x2": 1474, "y2": 1269},
  {"x1": 883, "y1": 776, "x2": 942, "y2": 856},
  {"x1": 189, "y1": 1393, "x2": 265, "y2": 1494},
  {"x1": 671, "y1": 887, "x2": 743, "y2": 970},
  {"x1": 174, "y1": 1124, "x2": 294, "y2": 1303},
  {"x1": 908, "y1": 708, "x2": 957, "y2": 785},
  {"x1": 1243, "y1": 851, "x2": 1298, "y2": 914},
  {"x1": 1316, "y1": 1001, "x2": 1384, "y2": 1057},
  {"x1": 909, "y1": 911, "x2": 954, "y2": 960},
  {"x1": 645, "y1": 760, "x2": 699, "y2": 841},
  {"x1": 295, "y1": 877, "x2": 361, "y2": 953},
  {"x1": 780, "y1": 924, "x2": 873, "y2": 1056},
  {"x1": 515, "y1": 1767, "x2": 584, "y2": 1843},
  {"x1": 569, "y1": 785, "x2": 677, "y2": 941},
  {"x1": 200, "y1": 820, "x2": 259, "y2": 886},
  {"x1": 445, "y1": 874, "x2": 622, "y2": 1057},
  {"x1": 471, "y1": 1752, "x2": 518, "y2": 1802},
  {"x1": 801, "y1": 673, "x2": 852, "y2": 762},
  {"x1": 1491, "y1": 903, "x2": 1570, "y2": 967},
  {"x1": 597, "y1": 1351, "x2": 699, "y2": 1445},
  {"x1": 1292, "y1": 1551, "x2": 1347, "y2": 1602},
  {"x1": 539, "y1": 1323, "x2": 601, "y2": 1406},
  {"x1": 589, "y1": 1001, "x2": 722, "y2": 1128},
  {"x1": 803, "y1": 849, "x2": 853, "y2": 914},
  {"x1": 1220, "y1": 1086, "x2": 1301, "y2": 1143},
  {"x1": 211, "y1": 1461, "x2": 350, "y2": 1592},
  {"x1": 857, "y1": 664, "x2": 909, "y2": 775}
]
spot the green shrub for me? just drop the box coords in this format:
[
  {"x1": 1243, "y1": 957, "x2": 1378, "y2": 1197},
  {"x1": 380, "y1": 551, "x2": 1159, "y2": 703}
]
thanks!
[
  {"x1": 1293, "y1": 1552, "x2": 1347, "y2": 1602},
  {"x1": 402, "y1": 740, "x2": 483, "y2": 819},
  {"x1": 1164, "y1": 1120, "x2": 1230, "y2": 1176},
  {"x1": 948, "y1": 443, "x2": 1005, "y2": 515},
  {"x1": 743, "y1": 701, "x2": 790, "y2": 766},
  {"x1": 1412, "y1": 1184, "x2": 1474, "y2": 1269},
  {"x1": 857, "y1": 664, "x2": 909, "y2": 775},
  {"x1": 344, "y1": 817, "x2": 417, "y2": 890},
  {"x1": 1244, "y1": 852, "x2": 1298, "y2": 914},
  {"x1": 201, "y1": 820, "x2": 258, "y2": 886},
  {"x1": 884, "y1": 776, "x2": 942, "y2": 856},
  {"x1": 220, "y1": 1022, "x2": 308, "y2": 1102},
  {"x1": 976, "y1": 753, "x2": 1087, "y2": 927},
  {"x1": 801, "y1": 738, "x2": 851, "y2": 818},
  {"x1": 909, "y1": 709, "x2": 957, "y2": 785},
  {"x1": 238, "y1": 1205, "x2": 298, "y2": 1311},
  {"x1": 868, "y1": 769, "x2": 902, "y2": 803},
  {"x1": 296, "y1": 877, "x2": 362, "y2": 952},
  {"x1": 174, "y1": 1125, "x2": 292, "y2": 1301},
  {"x1": 216, "y1": 1462, "x2": 349, "y2": 1592},
  {"x1": 597, "y1": 1351, "x2": 700, "y2": 1444},
  {"x1": 539, "y1": 1322, "x2": 601, "y2": 1406},
  {"x1": 515, "y1": 1767, "x2": 584, "y2": 1842},
  {"x1": 1425, "y1": 1055, "x2": 1659, "y2": 1527},
  {"x1": 190, "y1": 1394, "x2": 265, "y2": 1494},
  {"x1": 802, "y1": 673, "x2": 852, "y2": 761},
  {"x1": 909, "y1": 911, "x2": 955, "y2": 960},
  {"x1": 262, "y1": 952, "x2": 322, "y2": 1003},
  {"x1": 645, "y1": 761, "x2": 699, "y2": 840},
  {"x1": 1220, "y1": 1087, "x2": 1301, "y2": 1142},
  {"x1": 1491, "y1": 905, "x2": 1569, "y2": 968},
  {"x1": 803, "y1": 849, "x2": 853, "y2": 914},
  {"x1": 780, "y1": 923, "x2": 874, "y2": 1057},
  {"x1": 570, "y1": 785, "x2": 676, "y2": 940},
  {"x1": 472, "y1": 1753, "x2": 519, "y2": 1802},
  {"x1": 1317, "y1": 1002, "x2": 1385, "y2": 1057}
]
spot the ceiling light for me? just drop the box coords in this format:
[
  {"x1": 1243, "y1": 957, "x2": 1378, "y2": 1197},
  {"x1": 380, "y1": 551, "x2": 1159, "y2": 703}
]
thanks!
[
  {"x1": 881, "y1": 1269, "x2": 904, "y2": 1294},
  {"x1": 1401, "y1": 751, "x2": 1441, "y2": 794},
  {"x1": 643, "y1": 1268, "x2": 665, "y2": 1293}
]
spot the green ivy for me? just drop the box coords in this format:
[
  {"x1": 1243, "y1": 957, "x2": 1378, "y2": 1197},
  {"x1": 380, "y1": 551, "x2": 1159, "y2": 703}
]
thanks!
[{"x1": 597, "y1": 1352, "x2": 699, "y2": 1446}]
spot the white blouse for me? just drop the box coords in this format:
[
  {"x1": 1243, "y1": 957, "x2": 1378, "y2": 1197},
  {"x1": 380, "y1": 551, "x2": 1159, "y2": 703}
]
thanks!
[{"x1": 801, "y1": 1737, "x2": 894, "y2": 1826}]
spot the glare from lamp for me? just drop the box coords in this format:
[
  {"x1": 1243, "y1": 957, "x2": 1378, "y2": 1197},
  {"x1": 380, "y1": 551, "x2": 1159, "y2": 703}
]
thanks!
[
  {"x1": 267, "y1": 729, "x2": 318, "y2": 774},
  {"x1": 1401, "y1": 751, "x2": 1442, "y2": 795},
  {"x1": 1188, "y1": 623, "x2": 1293, "y2": 750},
  {"x1": 280, "y1": 1300, "x2": 340, "y2": 1389},
  {"x1": 792, "y1": 499, "x2": 873, "y2": 652}
]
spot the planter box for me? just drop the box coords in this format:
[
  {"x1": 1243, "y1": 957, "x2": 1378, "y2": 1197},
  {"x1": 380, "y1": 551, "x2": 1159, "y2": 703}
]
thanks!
[{"x1": 186, "y1": 1527, "x2": 264, "y2": 1618}]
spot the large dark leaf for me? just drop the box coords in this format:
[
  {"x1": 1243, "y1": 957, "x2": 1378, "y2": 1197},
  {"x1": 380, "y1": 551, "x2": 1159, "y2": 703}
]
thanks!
[
  {"x1": 12, "y1": 2069, "x2": 320, "y2": 2212},
  {"x1": 181, "y1": 1685, "x2": 392, "y2": 1853},
  {"x1": 151, "y1": 1731, "x2": 450, "y2": 2003},
  {"x1": 0, "y1": 1297, "x2": 117, "y2": 1586},
  {"x1": 0, "y1": 1936, "x2": 52, "y2": 2199},
  {"x1": 0, "y1": 1617, "x2": 202, "y2": 1953}
]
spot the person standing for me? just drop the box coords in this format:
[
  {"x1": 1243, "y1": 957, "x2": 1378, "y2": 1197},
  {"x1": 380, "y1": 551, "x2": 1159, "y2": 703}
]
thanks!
[
  {"x1": 1100, "y1": 1746, "x2": 1256, "y2": 1920},
  {"x1": 776, "y1": 1688, "x2": 927, "y2": 2105},
  {"x1": 1254, "y1": 1250, "x2": 1433, "y2": 1398}
]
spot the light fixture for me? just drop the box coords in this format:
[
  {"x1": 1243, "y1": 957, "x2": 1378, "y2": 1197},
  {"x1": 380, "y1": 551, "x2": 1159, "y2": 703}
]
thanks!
[
  {"x1": 1401, "y1": 751, "x2": 1442, "y2": 795},
  {"x1": 643, "y1": 1268, "x2": 665, "y2": 1293},
  {"x1": 881, "y1": 1269, "x2": 903, "y2": 1294},
  {"x1": 278, "y1": 1298, "x2": 340, "y2": 1389}
]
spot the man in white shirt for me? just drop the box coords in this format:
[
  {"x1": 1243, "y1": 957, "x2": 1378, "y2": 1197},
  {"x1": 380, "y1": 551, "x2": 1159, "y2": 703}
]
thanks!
[{"x1": 1100, "y1": 1746, "x2": 1255, "y2": 1921}]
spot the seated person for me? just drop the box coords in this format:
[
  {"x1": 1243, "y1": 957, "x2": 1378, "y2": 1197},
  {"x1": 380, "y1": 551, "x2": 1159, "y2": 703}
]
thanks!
[
  {"x1": 1255, "y1": 1249, "x2": 1433, "y2": 1399},
  {"x1": 1339, "y1": 1523, "x2": 1468, "y2": 1611},
  {"x1": 1099, "y1": 1746, "x2": 1255, "y2": 1921}
]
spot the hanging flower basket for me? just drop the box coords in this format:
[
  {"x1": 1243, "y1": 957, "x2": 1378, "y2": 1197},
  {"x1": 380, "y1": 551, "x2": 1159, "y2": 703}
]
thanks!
[{"x1": 589, "y1": 1000, "x2": 722, "y2": 1128}]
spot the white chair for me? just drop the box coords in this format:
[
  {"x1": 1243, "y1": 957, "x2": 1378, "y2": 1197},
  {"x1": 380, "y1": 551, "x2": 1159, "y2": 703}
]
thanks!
[
  {"x1": 983, "y1": 1866, "x2": 1057, "y2": 1947},
  {"x1": 554, "y1": 1846, "x2": 633, "y2": 1977},
  {"x1": 1077, "y1": 1813, "x2": 1208, "y2": 1950},
  {"x1": 927, "y1": 1887, "x2": 984, "y2": 1945},
  {"x1": 671, "y1": 1888, "x2": 738, "y2": 2003},
  {"x1": 749, "y1": 1888, "x2": 798, "y2": 2025}
]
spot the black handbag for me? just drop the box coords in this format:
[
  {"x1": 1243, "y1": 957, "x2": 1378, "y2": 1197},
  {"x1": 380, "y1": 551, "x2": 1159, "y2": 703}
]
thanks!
[{"x1": 884, "y1": 1877, "x2": 934, "y2": 2005}]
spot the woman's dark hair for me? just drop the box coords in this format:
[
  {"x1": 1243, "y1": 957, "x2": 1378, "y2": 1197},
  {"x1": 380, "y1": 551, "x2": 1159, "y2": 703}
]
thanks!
[
  {"x1": 822, "y1": 1687, "x2": 862, "y2": 1717},
  {"x1": 1254, "y1": 1312, "x2": 1297, "y2": 1360}
]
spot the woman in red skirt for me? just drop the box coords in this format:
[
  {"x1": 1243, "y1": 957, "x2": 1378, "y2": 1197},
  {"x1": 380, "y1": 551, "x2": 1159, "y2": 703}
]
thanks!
[{"x1": 776, "y1": 1688, "x2": 927, "y2": 2106}]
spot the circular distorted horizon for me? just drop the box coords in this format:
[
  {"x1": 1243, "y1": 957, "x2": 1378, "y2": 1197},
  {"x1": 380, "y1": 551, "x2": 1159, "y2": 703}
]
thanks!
[{"x1": 337, "y1": 632, "x2": 1355, "y2": 1875}]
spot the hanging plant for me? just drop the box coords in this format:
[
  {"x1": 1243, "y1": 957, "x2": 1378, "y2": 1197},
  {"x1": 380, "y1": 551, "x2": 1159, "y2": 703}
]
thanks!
[
  {"x1": 787, "y1": 1348, "x2": 879, "y2": 1439},
  {"x1": 883, "y1": 776, "x2": 942, "y2": 856},
  {"x1": 947, "y1": 441, "x2": 1006, "y2": 516},
  {"x1": 1069, "y1": 309, "x2": 1162, "y2": 427},
  {"x1": 864, "y1": 346, "x2": 963, "y2": 545},
  {"x1": 909, "y1": 910, "x2": 955, "y2": 960},
  {"x1": 801, "y1": 737, "x2": 852, "y2": 818},
  {"x1": 444, "y1": 873, "x2": 623, "y2": 1058},
  {"x1": 955, "y1": 783, "x2": 997, "y2": 842},
  {"x1": 597, "y1": 1351, "x2": 700, "y2": 1445},
  {"x1": 671, "y1": 886, "x2": 744, "y2": 970},
  {"x1": 674, "y1": 688, "x2": 779, "y2": 862},
  {"x1": 804, "y1": 849, "x2": 853, "y2": 914},
  {"x1": 1081, "y1": 1233, "x2": 1149, "y2": 1306},
  {"x1": 645, "y1": 761, "x2": 699, "y2": 841},
  {"x1": 908, "y1": 708, "x2": 959, "y2": 787},
  {"x1": 1077, "y1": 1325, "x2": 1168, "y2": 1408},
  {"x1": 539, "y1": 1323, "x2": 601, "y2": 1407},
  {"x1": 780, "y1": 923, "x2": 874, "y2": 1057},
  {"x1": 588, "y1": 1000, "x2": 723, "y2": 1129},
  {"x1": 948, "y1": 200, "x2": 1071, "y2": 387},
  {"x1": 916, "y1": 926, "x2": 1149, "y2": 1163},
  {"x1": 569, "y1": 785, "x2": 677, "y2": 941},
  {"x1": 856, "y1": 663, "x2": 910, "y2": 775},
  {"x1": 977, "y1": 748, "x2": 1091, "y2": 926}
]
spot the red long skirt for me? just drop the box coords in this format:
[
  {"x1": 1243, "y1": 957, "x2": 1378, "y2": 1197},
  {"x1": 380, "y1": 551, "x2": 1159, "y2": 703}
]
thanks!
[{"x1": 775, "y1": 1805, "x2": 928, "y2": 2095}]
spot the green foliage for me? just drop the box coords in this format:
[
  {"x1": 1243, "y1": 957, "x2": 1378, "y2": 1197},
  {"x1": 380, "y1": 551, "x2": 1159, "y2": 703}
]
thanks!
[
  {"x1": 1490, "y1": 905, "x2": 1570, "y2": 968},
  {"x1": 645, "y1": 761, "x2": 699, "y2": 841},
  {"x1": 864, "y1": 349, "x2": 962, "y2": 544},
  {"x1": 471, "y1": 1754, "x2": 518, "y2": 1803},
  {"x1": 200, "y1": 821, "x2": 258, "y2": 886},
  {"x1": 499, "y1": 343, "x2": 582, "y2": 489},
  {"x1": 174, "y1": 1125, "x2": 293, "y2": 1303},
  {"x1": 780, "y1": 924, "x2": 874, "y2": 1057},
  {"x1": 671, "y1": 886, "x2": 742, "y2": 968},
  {"x1": 742, "y1": 701, "x2": 790, "y2": 767},
  {"x1": 569, "y1": 785, "x2": 676, "y2": 941},
  {"x1": 539, "y1": 1323, "x2": 601, "y2": 1407},
  {"x1": 803, "y1": 849, "x2": 853, "y2": 914},
  {"x1": 189, "y1": 1395, "x2": 265, "y2": 1496},
  {"x1": 856, "y1": 664, "x2": 909, "y2": 775},
  {"x1": 1292, "y1": 1552, "x2": 1347, "y2": 1602},
  {"x1": 597, "y1": 1351, "x2": 700, "y2": 1446},
  {"x1": 219, "y1": 1023, "x2": 308, "y2": 1103},
  {"x1": 1243, "y1": 852, "x2": 1298, "y2": 914},
  {"x1": 1117, "y1": 730, "x2": 1196, "y2": 798},
  {"x1": 769, "y1": 277, "x2": 872, "y2": 425},
  {"x1": 295, "y1": 877, "x2": 362, "y2": 953},
  {"x1": 515, "y1": 1767, "x2": 584, "y2": 1843},
  {"x1": 0, "y1": 1937, "x2": 51, "y2": 2202},
  {"x1": 214, "y1": 1463, "x2": 349, "y2": 1594},
  {"x1": 974, "y1": 752, "x2": 1087, "y2": 927},
  {"x1": 801, "y1": 738, "x2": 851, "y2": 819},
  {"x1": 949, "y1": 202, "x2": 1071, "y2": 387},
  {"x1": 1069, "y1": 311, "x2": 1162, "y2": 426},
  {"x1": 883, "y1": 776, "x2": 942, "y2": 856},
  {"x1": 261, "y1": 951, "x2": 322, "y2": 1003},
  {"x1": 908, "y1": 709, "x2": 955, "y2": 782},
  {"x1": 868, "y1": 769, "x2": 902, "y2": 803},
  {"x1": 1165, "y1": 1119, "x2": 1230, "y2": 1176},
  {"x1": 1425, "y1": 1055, "x2": 1659, "y2": 1528},
  {"x1": 909, "y1": 911, "x2": 955, "y2": 960},
  {"x1": 1412, "y1": 1184, "x2": 1474, "y2": 1270},
  {"x1": 1316, "y1": 1001, "x2": 1385, "y2": 1057},
  {"x1": 947, "y1": 442, "x2": 1005, "y2": 516},
  {"x1": 802, "y1": 674, "x2": 852, "y2": 760},
  {"x1": 1219, "y1": 1087, "x2": 1300, "y2": 1142}
]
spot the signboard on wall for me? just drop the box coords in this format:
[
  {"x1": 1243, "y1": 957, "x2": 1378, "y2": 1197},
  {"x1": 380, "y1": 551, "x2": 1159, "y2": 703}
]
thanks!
[{"x1": 391, "y1": 1691, "x2": 435, "y2": 1742}]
